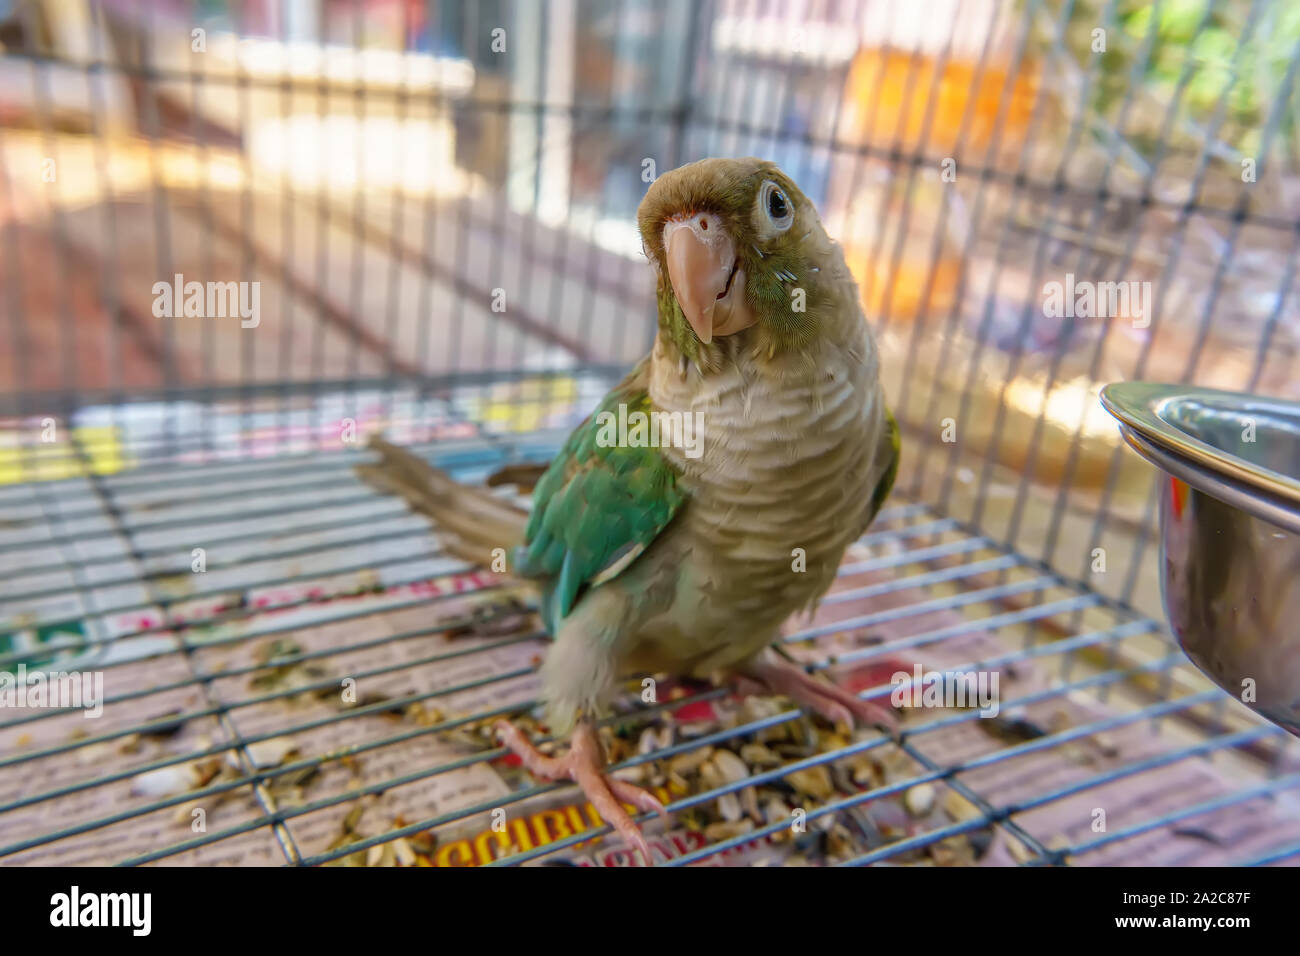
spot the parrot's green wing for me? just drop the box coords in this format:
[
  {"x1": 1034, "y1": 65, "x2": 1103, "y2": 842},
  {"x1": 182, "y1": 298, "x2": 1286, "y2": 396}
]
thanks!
[
  {"x1": 866, "y1": 406, "x2": 900, "y2": 528},
  {"x1": 515, "y1": 360, "x2": 686, "y2": 635}
]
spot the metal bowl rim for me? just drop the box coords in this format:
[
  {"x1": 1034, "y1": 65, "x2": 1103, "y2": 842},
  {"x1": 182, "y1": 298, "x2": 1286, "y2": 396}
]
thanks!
[
  {"x1": 1117, "y1": 424, "x2": 1300, "y2": 536},
  {"x1": 1100, "y1": 381, "x2": 1300, "y2": 507}
]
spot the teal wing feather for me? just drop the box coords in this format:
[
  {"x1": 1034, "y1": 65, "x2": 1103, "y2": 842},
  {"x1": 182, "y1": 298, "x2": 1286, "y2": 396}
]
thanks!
[{"x1": 515, "y1": 360, "x2": 686, "y2": 635}]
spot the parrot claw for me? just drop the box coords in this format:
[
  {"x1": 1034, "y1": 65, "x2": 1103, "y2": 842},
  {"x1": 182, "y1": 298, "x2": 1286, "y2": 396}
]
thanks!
[
  {"x1": 741, "y1": 653, "x2": 898, "y2": 735},
  {"x1": 495, "y1": 719, "x2": 668, "y2": 866}
]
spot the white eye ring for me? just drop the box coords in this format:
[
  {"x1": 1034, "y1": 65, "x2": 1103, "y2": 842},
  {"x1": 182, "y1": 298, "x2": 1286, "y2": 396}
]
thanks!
[{"x1": 759, "y1": 180, "x2": 794, "y2": 232}]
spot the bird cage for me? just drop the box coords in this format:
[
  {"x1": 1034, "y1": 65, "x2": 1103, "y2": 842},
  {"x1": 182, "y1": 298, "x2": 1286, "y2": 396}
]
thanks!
[{"x1": 0, "y1": 0, "x2": 1297, "y2": 868}]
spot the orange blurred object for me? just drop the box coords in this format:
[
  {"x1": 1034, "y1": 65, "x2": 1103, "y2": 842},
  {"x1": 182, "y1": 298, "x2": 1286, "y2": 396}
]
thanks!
[
  {"x1": 839, "y1": 48, "x2": 1041, "y2": 157},
  {"x1": 860, "y1": 254, "x2": 962, "y2": 322}
]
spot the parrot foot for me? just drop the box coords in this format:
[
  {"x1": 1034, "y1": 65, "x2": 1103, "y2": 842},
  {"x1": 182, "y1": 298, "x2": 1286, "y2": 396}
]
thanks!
[
  {"x1": 494, "y1": 719, "x2": 669, "y2": 865},
  {"x1": 741, "y1": 652, "x2": 897, "y2": 733}
]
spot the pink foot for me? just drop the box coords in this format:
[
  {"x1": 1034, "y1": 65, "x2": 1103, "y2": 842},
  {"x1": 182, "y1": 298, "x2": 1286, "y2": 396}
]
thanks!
[
  {"x1": 741, "y1": 651, "x2": 897, "y2": 732},
  {"x1": 495, "y1": 719, "x2": 669, "y2": 865}
]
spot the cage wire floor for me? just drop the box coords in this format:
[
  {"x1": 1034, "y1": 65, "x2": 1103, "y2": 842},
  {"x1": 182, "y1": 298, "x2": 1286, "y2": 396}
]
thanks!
[{"x1": 1, "y1": 383, "x2": 1298, "y2": 868}]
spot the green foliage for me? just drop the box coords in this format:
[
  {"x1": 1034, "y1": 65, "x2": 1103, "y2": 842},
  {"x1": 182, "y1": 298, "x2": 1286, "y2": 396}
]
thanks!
[{"x1": 1057, "y1": 0, "x2": 1300, "y2": 158}]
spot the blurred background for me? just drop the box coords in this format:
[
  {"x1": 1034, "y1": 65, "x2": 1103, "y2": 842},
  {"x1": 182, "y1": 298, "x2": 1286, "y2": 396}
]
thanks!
[
  {"x1": 6, "y1": 0, "x2": 1300, "y2": 619},
  {"x1": 2, "y1": 0, "x2": 1300, "y2": 867},
  {"x1": 7, "y1": 0, "x2": 1300, "y2": 613}
]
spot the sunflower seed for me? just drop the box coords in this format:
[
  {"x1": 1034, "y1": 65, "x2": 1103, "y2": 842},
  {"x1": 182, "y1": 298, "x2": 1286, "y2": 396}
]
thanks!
[
  {"x1": 717, "y1": 792, "x2": 743, "y2": 822},
  {"x1": 668, "y1": 746, "x2": 713, "y2": 775},
  {"x1": 76, "y1": 741, "x2": 114, "y2": 766},
  {"x1": 130, "y1": 766, "x2": 195, "y2": 798},
  {"x1": 678, "y1": 722, "x2": 713, "y2": 738},
  {"x1": 637, "y1": 727, "x2": 661, "y2": 756},
  {"x1": 740, "y1": 743, "x2": 780, "y2": 767},
  {"x1": 711, "y1": 749, "x2": 749, "y2": 784},
  {"x1": 392, "y1": 838, "x2": 417, "y2": 866},
  {"x1": 698, "y1": 760, "x2": 723, "y2": 791},
  {"x1": 612, "y1": 764, "x2": 647, "y2": 784},
  {"x1": 763, "y1": 797, "x2": 792, "y2": 824},
  {"x1": 704, "y1": 819, "x2": 754, "y2": 842}
]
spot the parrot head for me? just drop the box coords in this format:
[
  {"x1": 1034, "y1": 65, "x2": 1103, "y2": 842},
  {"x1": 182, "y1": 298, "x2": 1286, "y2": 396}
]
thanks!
[{"x1": 638, "y1": 157, "x2": 839, "y2": 363}]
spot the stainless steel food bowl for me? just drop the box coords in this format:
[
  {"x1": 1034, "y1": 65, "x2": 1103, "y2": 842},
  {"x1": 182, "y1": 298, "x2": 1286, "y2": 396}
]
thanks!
[{"x1": 1101, "y1": 382, "x2": 1300, "y2": 736}]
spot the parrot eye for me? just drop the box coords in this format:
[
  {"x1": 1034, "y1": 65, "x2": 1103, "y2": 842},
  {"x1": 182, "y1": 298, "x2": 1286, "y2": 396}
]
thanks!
[{"x1": 759, "y1": 180, "x2": 793, "y2": 232}]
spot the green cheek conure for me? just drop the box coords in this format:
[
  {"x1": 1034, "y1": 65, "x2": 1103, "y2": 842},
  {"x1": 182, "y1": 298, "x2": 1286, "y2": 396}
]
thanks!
[{"x1": 359, "y1": 157, "x2": 900, "y2": 864}]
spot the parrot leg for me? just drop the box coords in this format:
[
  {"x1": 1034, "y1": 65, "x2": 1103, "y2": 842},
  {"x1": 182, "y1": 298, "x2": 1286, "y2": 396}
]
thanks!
[
  {"x1": 740, "y1": 650, "x2": 897, "y2": 732},
  {"x1": 494, "y1": 719, "x2": 669, "y2": 865}
]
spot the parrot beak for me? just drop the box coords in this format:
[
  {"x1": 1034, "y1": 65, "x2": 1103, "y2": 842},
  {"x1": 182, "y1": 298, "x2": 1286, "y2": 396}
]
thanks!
[{"x1": 663, "y1": 213, "x2": 753, "y2": 344}]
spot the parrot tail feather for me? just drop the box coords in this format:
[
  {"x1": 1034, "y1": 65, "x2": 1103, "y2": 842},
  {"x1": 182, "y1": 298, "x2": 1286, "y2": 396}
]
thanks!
[{"x1": 356, "y1": 437, "x2": 528, "y2": 568}]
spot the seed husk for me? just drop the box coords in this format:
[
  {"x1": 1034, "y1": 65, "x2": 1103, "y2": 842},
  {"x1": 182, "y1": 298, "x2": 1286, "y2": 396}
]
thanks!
[
  {"x1": 942, "y1": 789, "x2": 981, "y2": 822},
  {"x1": 140, "y1": 709, "x2": 187, "y2": 740},
  {"x1": 1005, "y1": 834, "x2": 1036, "y2": 864},
  {"x1": 904, "y1": 783, "x2": 936, "y2": 818},
  {"x1": 784, "y1": 765, "x2": 833, "y2": 801},
  {"x1": 408, "y1": 831, "x2": 437, "y2": 855},
  {"x1": 343, "y1": 803, "x2": 366, "y2": 834},
  {"x1": 967, "y1": 825, "x2": 996, "y2": 860},
  {"x1": 244, "y1": 737, "x2": 299, "y2": 769},
  {"x1": 848, "y1": 756, "x2": 878, "y2": 787},
  {"x1": 930, "y1": 835, "x2": 975, "y2": 867}
]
